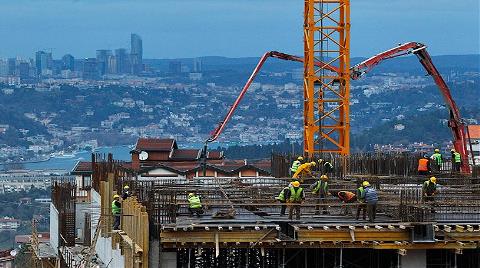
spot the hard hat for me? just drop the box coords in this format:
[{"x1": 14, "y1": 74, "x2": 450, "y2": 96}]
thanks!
[
  {"x1": 310, "y1": 161, "x2": 316, "y2": 166},
  {"x1": 362, "y1": 181, "x2": 370, "y2": 187},
  {"x1": 434, "y1": 148, "x2": 440, "y2": 153},
  {"x1": 450, "y1": 148, "x2": 455, "y2": 152},
  {"x1": 113, "y1": 194, "x2": 120, "y2": 199},
  {"x1": 291, "y1": 181, "x2": 300, "y2": 187},
  {"x1": 318, "y1": 159, "x2": 323, "y2": 163},
  {"x1": 188, "y1": 193, "x2": 195, "y2": 197},
  {"x1": 297, "y1": 156, "x2": 304, "y2": 161},
  {"x1": 123, "y1": 185, "x2": 130, "y2": 189},
  {"x1": 430, "y1": 177, "x2": 437, "y2": 183},
  {"x1": 423, "y1": 154, "x2": 428, "y2": 158},
  {"x1": 320, "y1": 175, "x2": 328, "y2": 181}
]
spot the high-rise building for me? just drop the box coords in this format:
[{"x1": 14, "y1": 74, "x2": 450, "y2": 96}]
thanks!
[
  {"x1": 169, "y1": 61, "x2": 182, "y2": 74},
  {"x1": 17, "y1": 62, "x2": 30, "y2": 80},
  {"x1": 115, "y1": 48, "x2": 128, "y2": 74},
  {"x1": 107, "y1": 55, "x2": 117, "y2": 74},
  {"x1": 83, "y1": 58, "x2": 98, "y2": 80},
  {"x1": 130, "y1": 33, "x2": 143, "y2": 74},
  {"x1": 0, "y1": 59, "x2": 8, "y2": 76},
  {"x1": 62, "y1": 54, "x2": 75, "y2": 71},
  {"x1": 193, "y1": 58, "x2": 203, "y2": 72},
  {"x1": 35, "y1": 51, "x2": 52, "y2": 76},
  {"x1": 96, "y1": 50, "x2": 112, "y2": 76},
  {"x1": 7, "y1": 58, "x2": 16, "y2": 76}
]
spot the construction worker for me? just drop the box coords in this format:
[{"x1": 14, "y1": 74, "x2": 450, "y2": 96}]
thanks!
[
  {"x1": 122, "y1": 185, "x2": 131, "y2": 200},
  {"x1": 336, "y1": 191, "x2": 356, "y2": 215},
  {"x1": 290, "y1": 156, "x2": 304, "y2": 175},
  {"x1": 422, "y1": 177, "x2": 438, "y2": 202},
  {"x1": 356, "y1": 182, "x2": 367, "y2": 220},
  {"x1": 450, "y1": 149, "x2": 461, "y2": 172},
  {"x1": 311, "y1": 175, "x2": 329, "y2": 215},
  {"x1": 430, "y1": 149, "x2": 443, "y2": 172},
  {"x1": 285, "y1": 181, "x2": 305, "y2": 220},
  {"x1": 292, "y1": 161, "x2": 316, "y2": 182},
  {"x1": 417, "y1": 155, "x2": 431, "y2": 175},
  {"x1": 275, "y1": 186, "x2": 290, "y2": 216},
  {"x1": 363, "y1": 181, "x2": 378, "y2": 223},
  {"x1": 188, "y1": 193, "x2": 204, "y2": 217},
  {"x1": 318, "y1": 159, "x2": 334, "y2": 174},
  {"x1": 112, "y1": 194, "x2": 121, "y2": 230}
]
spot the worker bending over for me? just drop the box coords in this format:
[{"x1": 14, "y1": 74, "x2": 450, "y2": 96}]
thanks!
[
  {"x1": 285, "y1": 181, "x2": 305, "y2": 220},
  {"x1": 290, "y1": 156, "x2": 304, "y2": 175},
  {"x1": 318, "y1": 159, "x2": 334, "y2": 174},
  {"x1": 188, "y1": 193, "x2": 204, "y2": 217},
  {"x1": 122, "y1": 185, "x2": 132, "y2": 200},
  {"x1": 356, "y1": 182, "x2": 367, "y2": 220},
  {"x1": 292, "y1": 161, "x2": 316, "y2": 182},
  {"x1": 417, "y1": 155, "x2": 430, "y2": 175},
  {"x1": 422, "y1": 177, "x2": 438, "y2": 202},
  {"x1": 450, "y1": 149, "x2": 461, "y2": 172},
  {"x1": 311, "y1": 175, "x2": 329, "y2": 215},
  {"x1": 112, "y1": 194, "x2": 122, "y2": 230},
  {"x1": 336, "y1": 191, "x2": 356, "y2": 215},
  {"x1": 430, "y1": 149, "x2": 443, "y2": 172},
  {"x1": 276, "y1": 186, "x2": 289, "y2": 216},
  {"x1": 363, "y1": 181, "x2": 378, "y2": 223}
]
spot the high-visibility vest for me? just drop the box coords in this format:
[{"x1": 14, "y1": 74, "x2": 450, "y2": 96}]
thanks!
[
  {"x1": 289, "y1": 187, "x2": 304, "y2": 202},
  {"x1": 418, "y1": 158, "x2": 429, "y2": 171},
  {"x1": 293, "y1": 163, "x2": 312, "y2": 179},
  {"x1": 277, "y1": 187, "x2": 288, "y2": 202},
  {"x1": 188, "y1": 196, "x2": 202, "y2": 208},
  {"x1": 431, "y1": 153, "x2": 443, "y2": 165},
  {"x1": 454, "y1": 152, "x2": 461, "y2": 163},
  {"x1": 312, "y1": 180, "x2": 328, "y2": 195},
  {"x1": 423, "y1": 181, "x2": 436, "y2": 195},
  {"x1": 112, "y1": 201, "x2": 121, "y2": 215},
  {"x1": 356, "y1": 187, "x2": 365, "y2": 201},
  {"x1": 290, "y1": 160, "x2": 301, "y2": 172}
]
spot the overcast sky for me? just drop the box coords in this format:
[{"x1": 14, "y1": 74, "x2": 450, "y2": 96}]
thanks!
[{"x1": 0, "y1": 0, "x2": 478, "y2": 59}]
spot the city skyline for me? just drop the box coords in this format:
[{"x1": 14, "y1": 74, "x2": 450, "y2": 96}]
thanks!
[{"x1": 0, "y1": 0, "x2": 478, "y2": 59}]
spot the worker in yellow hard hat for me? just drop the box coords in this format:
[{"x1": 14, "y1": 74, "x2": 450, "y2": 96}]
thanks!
[
  {"x1": 188, "y1": 192, "x2": 204, "y2": 217},
  {"x1": 356, "y1": 182, "x2": 368, "y2": 220},
  {"x1": 112, "y1": 194, "x2": 122, "y2": 230},
  {"x1": 122, "y1": 185, "x2": 131, "y2": 200},
  {"x1": 284, "y1": 181, "x2": 304, "y2": 220},
  {"x1": 311, "y1": 175, "x2": 329, "y2": 215},
  {"x1": 422, "y1": 177, "x2": 438, "y2": 203},
  {"x1": 430, "y1": 149, "x2": 443, "y2": 172},
  {"x1": 450, "y1": 148, "x2": 461, "y2": 172},
  {"x1": 292, "y1": 161, "x2": 316, "y2": 181},
  {"x1": 290, "y1": 156, "x2": 304, "y2": 175}
]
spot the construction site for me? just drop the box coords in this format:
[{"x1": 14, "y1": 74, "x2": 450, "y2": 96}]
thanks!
[{"x1": 26, "y1": 0, "x2": 480, "y2": 267}]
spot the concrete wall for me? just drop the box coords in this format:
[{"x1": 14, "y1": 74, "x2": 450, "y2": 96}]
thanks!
[
  {"x1": 402, "y1": 249, "x2": 426, "y2": 268},
  {"x1": 75, "y1": 202, "x2": 90, "y2": 242},
  {"x1": 160, "y1": 251, "x2": 177, "y2": 268},
  {"x1": 49, "y1": 203, "x2": 59, "y2": 251}
]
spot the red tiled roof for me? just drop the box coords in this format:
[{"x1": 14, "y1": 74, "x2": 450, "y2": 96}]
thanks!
[
  {"x1": 468, "y1": 125, "x2": 480, "y2": 139},
  {"x1": 71, "y1": 161, "x2": 92, "y2": 174},
  {"x1": 207, "y1": 150, "x2": 224, "y2": 160},
  {"x1": 15, "y1": 233, "x2": 50, "y2": 244},
  {"x1": 170, "y1": 149, "x2": 201, "y2": 160},
  {"x1": 135, "y1": 138, "x2": 177, "y2": 152}
]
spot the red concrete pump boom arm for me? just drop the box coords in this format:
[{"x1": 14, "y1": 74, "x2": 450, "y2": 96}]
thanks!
[{"x1": 351, "y1": 42, "x2": 470, "y2": 172}]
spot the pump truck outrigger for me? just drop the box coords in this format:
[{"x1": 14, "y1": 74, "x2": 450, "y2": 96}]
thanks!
[{"x1": 201, "y1": 42, "x2": 473, "y2": 174}]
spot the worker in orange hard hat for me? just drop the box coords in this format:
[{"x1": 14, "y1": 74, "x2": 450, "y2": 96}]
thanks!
[
  {"x1": 292, "y1": 161, "x2": 316, "y2": 181},
  {"x1": 284, "y1": 181, "x2": 305, "y2": 220}
]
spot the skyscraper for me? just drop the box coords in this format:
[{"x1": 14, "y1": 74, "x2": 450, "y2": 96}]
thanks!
[
  {"x1": 35, "y1": 51, "x2": 52, "y2": 76},
  {"x1": 7, "y1": 58, "x2": 16, "y2": 76},
  {"x1": 62, "y1": 54, "x2": 75, "y2": 71},
  {"x1": 83, "y1": 58, "x2": 98, "y2": 80},
  {"x1": 115, "y1": 48, "x2": 128, "y2": 74},
  {"x1": 193, "y1": 58, "x2": 203, "y2": 72},
  {"x1": 107, "y1": 55, "x2": 117, "y2": 74},
  {"x1": 130, "y1": 33, "x2": 143, "y2": 74},
  {"x1": 0, "y1": 59, "x2": 8, "y2": 76},
  {"x1": 96, "y1": 50, "x2": 112, "y2": 76}
]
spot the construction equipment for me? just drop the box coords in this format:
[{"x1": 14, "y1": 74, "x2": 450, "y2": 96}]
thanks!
[{"x1": 203, "y1": 42, "x2": 471, "y2": 173}]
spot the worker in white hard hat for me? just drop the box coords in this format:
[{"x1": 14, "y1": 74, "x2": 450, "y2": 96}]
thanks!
[
  {"x1": 122, "y1": 185, "x2": 131, "y2": 200},
  {"x1": 290, "y1": 156, "x2": 304, "y2": 175}
]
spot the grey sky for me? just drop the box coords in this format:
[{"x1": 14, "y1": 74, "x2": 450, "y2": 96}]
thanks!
[{"x1": 0, "y1": 0, "x2": 478, "y2": 59}]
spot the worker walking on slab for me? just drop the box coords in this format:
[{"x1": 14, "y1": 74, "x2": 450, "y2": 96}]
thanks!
[
  {"x1": 188, "y1": 193, "x2": 204, "y2": 217},
  {"x1": 112, "y1": 194, "x2": 122, "y2": 230},
  {"x1": 285, "y1": 181, "x2": 305, "y2": 220},
  {"x1": 417, "y1": 155, "x2": 431, "y2": 175},
  {"x1": 276, "y1": 186, "x2": 289, "y2": 216},
  {"x1": 122, "y1": 185, "x2": 132, "y2": 200},
  {"x1": 450, "y1": 149, "x2": 462, "y2": 172},
  {"x1": 363, "y1": 181, "x2": 378, "y2": 223},
  {"x1": 422, "y1": 177, "x2": 438, "y2": 202},
  {"x1": 356, "y1": 182, "x2": 367, "y2": 220},
  {"x1": 290, "y1": 156, "x2": 304, "y2": 176},
  {"x1": 336, "y1": 190, "x2": 356, "y2": 215},
  {"x1": 430, "y1": 148, "x2": 443, "y2": 172},
  {"x1": 311, "y1": 175, "x2": 329, "y2": 215},
  {"x1": 292, "y1": 161, "x2": 316, "y2": 182}
]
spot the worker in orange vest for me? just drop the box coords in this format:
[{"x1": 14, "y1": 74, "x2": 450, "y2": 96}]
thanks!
[
  {"x1": 417, "y1": 155, "x2": 431, "y2": 175},
  {"x1": 336, "y1": 190, "x2": 356, "y2": 215}
]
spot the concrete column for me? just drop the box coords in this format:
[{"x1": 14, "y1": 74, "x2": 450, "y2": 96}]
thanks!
[
  {"x1": 401, "y1": 249, "x2": 426, "y2": 268},
  {"x1": 160, "y1": 251, "x2": 177, "y2": 268}
]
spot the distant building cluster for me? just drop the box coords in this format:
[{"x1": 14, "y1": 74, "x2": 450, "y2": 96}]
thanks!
[{"x1": 0, "y1": 33, "x2": 145, "y2": 82}]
